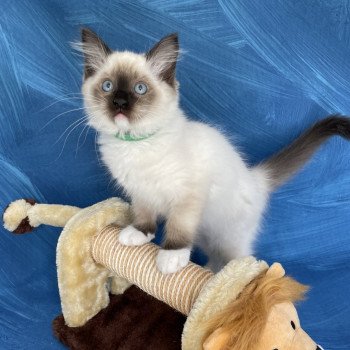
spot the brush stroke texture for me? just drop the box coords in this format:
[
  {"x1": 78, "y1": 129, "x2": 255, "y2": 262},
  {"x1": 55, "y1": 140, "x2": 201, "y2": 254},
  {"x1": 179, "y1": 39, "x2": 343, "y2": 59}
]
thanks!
[{"x1": 0, "y1": 0, "x2": 349, "y2": 348}]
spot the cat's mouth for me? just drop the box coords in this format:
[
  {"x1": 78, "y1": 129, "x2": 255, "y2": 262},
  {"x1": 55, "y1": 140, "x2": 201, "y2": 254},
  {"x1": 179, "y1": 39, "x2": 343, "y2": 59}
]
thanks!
[
  {"x1": 113, "y1": 112, "x2": 131, "y2": 129},
  {"x1": 114, "y1": 111, "x2": 131, "y2": 122},
  {"x1": 115, "y1": 112, "x2": 128, "y2": 119}
]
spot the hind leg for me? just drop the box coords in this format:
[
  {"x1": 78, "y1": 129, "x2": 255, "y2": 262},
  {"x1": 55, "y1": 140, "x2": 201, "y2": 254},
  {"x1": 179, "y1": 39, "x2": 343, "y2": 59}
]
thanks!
[
  {"x1": 197, "y1": 183, "x2": 266, "y2": 272},
  {"x1": 197, "y1": 227, "x2": 255, "y2": 272},
  {"x1": 206, "y1": 243, "x2": 253, "y2": 273}
]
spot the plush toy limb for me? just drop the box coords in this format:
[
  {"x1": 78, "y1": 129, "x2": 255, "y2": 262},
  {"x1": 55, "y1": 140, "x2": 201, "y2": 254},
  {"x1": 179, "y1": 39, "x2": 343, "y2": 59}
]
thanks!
[
  {"x1": 3, "y1": 198, "x2": 81, "y2": 233},
  {"x1": 110, "y1": 276, "x2": 132, "y2": 295},
  {"x1": 3, "y1": 197, "x2": 133, "y2": 326},
  {"x1": 56, "y1": 198, "x2": 132, "y2": 327}
]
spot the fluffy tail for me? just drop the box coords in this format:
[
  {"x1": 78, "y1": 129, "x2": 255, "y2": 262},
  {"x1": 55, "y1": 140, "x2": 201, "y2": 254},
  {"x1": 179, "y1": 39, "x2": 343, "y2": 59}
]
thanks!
[{"x1": 258, "y1": 114, "x2": 350, "y2": 189}]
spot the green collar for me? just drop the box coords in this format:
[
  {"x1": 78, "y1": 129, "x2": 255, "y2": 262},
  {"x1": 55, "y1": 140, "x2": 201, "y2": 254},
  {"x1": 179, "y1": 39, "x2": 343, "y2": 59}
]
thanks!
[{"x1": 114, "y1": 131, "x2": 156, "y2": 142}]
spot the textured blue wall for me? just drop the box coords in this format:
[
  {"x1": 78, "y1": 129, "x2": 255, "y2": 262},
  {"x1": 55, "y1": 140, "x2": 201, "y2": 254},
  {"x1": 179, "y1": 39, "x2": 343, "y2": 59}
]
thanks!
[{"x1": 1, "y1": 1, "x2": 350, "y2": 349}]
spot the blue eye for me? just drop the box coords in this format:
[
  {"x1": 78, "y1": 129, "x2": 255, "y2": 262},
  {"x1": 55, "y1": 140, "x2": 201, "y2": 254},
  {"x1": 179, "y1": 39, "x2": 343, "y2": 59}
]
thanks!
[
  {"x1": 134, "y1": 82, "x2": 148, "y2": 95},
  {"x1": 102, "y1": 80, "x2": 113, "y2": 92}
]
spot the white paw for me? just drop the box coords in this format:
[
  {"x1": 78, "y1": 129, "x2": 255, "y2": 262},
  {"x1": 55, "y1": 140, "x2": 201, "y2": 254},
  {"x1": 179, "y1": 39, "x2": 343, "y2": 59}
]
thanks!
[
  {"x1": 156, "y1": 248, "x2": 191, "y2": 274},
  {"x1": 118, "y1": 225, "x2": 155, "y2": 246}
]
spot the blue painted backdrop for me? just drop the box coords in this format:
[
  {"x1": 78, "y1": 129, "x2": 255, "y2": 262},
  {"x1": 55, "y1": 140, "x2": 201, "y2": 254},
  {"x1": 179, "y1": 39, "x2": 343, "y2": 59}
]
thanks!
[{"x1": 1, "y1": 1, "x2": 349, "y2": 349}]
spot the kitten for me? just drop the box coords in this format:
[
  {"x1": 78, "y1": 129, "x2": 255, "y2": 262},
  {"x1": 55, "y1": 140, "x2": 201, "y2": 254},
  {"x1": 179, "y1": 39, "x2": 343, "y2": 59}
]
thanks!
[{"x1": 80, "y1": 28, "x2": 350, "y2": 273}]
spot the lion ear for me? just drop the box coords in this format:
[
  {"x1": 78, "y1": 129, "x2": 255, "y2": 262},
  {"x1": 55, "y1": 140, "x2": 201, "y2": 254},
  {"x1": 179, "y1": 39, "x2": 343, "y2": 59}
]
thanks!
[
  {"x1": 203, "y1": 327, "x2": 230, "y2": 350},
  {"x1": 266, "y1": 263, "x2": 285, "y2": 279}
]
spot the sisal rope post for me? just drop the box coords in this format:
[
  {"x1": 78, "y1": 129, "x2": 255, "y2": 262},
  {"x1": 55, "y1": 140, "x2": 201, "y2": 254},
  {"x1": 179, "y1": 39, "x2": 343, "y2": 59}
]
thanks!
[{"x1": 92, "y1": 225, "x2": 214, "y2": 315}]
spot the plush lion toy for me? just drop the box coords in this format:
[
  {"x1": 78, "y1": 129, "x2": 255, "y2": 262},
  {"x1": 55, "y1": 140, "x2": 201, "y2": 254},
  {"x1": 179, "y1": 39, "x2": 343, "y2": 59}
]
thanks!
[
  {"x1": 202, "y1": 264, "x2": 321, "y2": 350},
  {"x1": 3, "y1": 198, "x2": 324, "y2": 350}
]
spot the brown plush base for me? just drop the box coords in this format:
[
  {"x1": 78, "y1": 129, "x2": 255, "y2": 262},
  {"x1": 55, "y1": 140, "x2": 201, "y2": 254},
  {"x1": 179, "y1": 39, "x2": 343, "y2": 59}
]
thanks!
[{"x1": 52, "y1": 286, "x2": 186, "y2": 350}]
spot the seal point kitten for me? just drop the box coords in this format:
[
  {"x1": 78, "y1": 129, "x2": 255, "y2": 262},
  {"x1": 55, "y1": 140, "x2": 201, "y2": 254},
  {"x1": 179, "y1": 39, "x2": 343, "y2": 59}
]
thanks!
[{"x1": 80, "y1": 28, "x2": 350, "y2": 273}]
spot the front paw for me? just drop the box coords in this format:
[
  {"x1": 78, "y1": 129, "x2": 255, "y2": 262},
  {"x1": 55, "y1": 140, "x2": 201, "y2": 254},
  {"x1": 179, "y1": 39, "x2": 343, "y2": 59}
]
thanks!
[
  {"x1": 119, "y1": 225, "x2": 155, "y2": 246},
  {"x1": 156, "y1": 248, "x2": 191, "y2": 274}
]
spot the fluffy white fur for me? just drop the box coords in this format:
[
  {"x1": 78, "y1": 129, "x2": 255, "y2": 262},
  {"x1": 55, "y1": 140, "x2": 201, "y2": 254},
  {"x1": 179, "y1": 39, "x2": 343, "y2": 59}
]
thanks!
[
  {"x1": 83, "y1": 43, "x2": 271, "y2": 273},
  {"x1": 98, "y1": 109, "x2": 270, "y2": 271}
]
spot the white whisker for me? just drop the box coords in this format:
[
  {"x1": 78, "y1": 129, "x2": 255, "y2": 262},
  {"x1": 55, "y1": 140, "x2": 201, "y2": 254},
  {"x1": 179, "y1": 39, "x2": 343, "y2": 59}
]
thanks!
[
  {"x1": 54, "y1": 117, "x2": 88, "y2": 161},
  {"x1": 41, "y1": 104, "x2": 102, "y2": 131}
]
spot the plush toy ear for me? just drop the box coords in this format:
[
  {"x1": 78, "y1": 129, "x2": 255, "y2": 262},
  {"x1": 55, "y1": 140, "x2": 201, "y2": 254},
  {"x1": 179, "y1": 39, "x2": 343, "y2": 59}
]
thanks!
[
  {"x1": 266, "y1": 262, "x2": 285, "y2": 279},
  {"x1": 80, "y1": 28, "x2": 112, "y2": 79},
  {"x1": 203, "y1": 327, "x2": 230, "y2": 350}
]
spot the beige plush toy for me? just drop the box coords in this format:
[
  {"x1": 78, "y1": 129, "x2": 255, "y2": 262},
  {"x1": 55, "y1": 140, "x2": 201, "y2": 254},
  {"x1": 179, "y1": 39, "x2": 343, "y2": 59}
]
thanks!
[{"x1": 3, "y1": 198, "x2": 323, "y2": 350}]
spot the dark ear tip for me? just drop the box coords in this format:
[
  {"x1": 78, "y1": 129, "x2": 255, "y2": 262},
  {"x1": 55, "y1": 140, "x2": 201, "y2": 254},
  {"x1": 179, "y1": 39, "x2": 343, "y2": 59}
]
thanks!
[
  {"x1": 168, "y1": 32, "x2": 179, "y2": 43},
  {"x1": 159, "y1": 33, "x2": 179, "y2": 51},
  {"x1": 81, "y1": 27, "x2": 88, "y2": 40},
  {"x1": 81, "y1": 27, "x2": 95, "y2": 41}
]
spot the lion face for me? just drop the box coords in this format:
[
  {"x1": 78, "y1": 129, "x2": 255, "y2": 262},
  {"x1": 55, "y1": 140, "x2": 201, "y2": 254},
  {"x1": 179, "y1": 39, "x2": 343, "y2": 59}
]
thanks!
[
  {"x1": 202, "y1": 264, "x2": 323, "y2": 350},
  {"x1": 257, "y1": 302, "x2": 322, "y2": 350},
  {"x1": 203, "y1": 302, "x2": 323, "y2": 350}
]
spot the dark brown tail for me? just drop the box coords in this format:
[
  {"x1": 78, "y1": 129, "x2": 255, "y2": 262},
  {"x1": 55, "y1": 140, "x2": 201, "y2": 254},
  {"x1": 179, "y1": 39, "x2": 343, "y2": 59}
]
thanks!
[{"x1": 259, "y1": 115, "x2": 350, "y2": 189}]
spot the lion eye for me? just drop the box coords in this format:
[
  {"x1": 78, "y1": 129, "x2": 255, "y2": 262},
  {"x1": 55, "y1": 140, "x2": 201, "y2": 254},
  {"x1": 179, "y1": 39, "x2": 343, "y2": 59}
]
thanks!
[{"x1": 291, "y1": 321, "x2": 296, "y2": 330}]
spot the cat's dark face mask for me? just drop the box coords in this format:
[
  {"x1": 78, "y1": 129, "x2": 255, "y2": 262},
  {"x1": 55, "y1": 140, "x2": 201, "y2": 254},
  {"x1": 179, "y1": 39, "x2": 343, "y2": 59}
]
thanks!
[{"x1": 80, "y1": 28, "x2": 179, "y2": 135}]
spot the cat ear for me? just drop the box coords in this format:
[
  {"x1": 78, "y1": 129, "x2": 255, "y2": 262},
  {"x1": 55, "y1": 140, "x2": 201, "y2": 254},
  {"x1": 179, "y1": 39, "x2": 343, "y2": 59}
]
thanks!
[
  {"x1": 146, "y1": 33, "x2": 179, "y2": 86},
  {"x1": 80, "y1": 28, "x2": 112, "y2": 79}
]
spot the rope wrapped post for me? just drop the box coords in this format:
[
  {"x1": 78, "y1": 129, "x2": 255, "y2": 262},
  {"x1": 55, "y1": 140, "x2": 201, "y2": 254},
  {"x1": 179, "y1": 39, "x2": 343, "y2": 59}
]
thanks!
[{"x1": 92, "y1": 225, "x2": 214, "y2": 315}]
